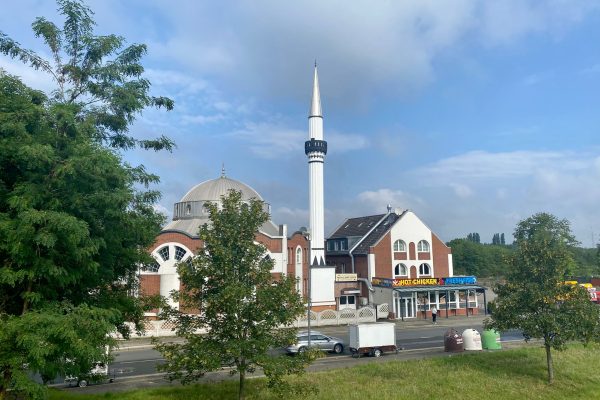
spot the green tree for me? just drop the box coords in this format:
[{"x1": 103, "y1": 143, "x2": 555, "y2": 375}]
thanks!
[
  {"x1": 485, "y1": 212, "x2": 600, "y2": 384},
  {"x1": 0, "y1": 0, "x2": 174, "y2": 151},
  {"x1": 0, "y1": 0, "x2": 172, "y2": 397},
  {"x1": 155, "y1": 191, "x2": 312, "y2": 400}
]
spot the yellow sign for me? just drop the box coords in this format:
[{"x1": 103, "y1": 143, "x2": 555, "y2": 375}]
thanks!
[{"x1": 336, "y1": 273, "x2": 357, "y2": 282}]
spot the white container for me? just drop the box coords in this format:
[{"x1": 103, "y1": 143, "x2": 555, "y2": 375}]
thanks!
[
  {"x1": 462, "y1": 328, "x2": 482, "y2": 351},
  {"x1": 349, "y1": 322, "x2": 396, "y2": 349}
]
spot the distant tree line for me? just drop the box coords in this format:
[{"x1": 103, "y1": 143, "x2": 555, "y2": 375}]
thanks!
[{"x1": 448, "y1": 234, "x2": 600, "y2": 278}]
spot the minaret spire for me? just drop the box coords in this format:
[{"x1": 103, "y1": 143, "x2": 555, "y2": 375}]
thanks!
[
  {"x1": 304, "y1": 63, "x2": 335, "y2": 307},
  {"x1": 309, "y1": 64, "x2": 322, "y2": 118}
]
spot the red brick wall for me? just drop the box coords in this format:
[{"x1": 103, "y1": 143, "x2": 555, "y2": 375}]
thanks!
[
  {"x1": 139, "y1": 275, "x2": 160, "y2": 313},
  {"x1": 140, "y1": 275, "x2": 160, "y2": 296},
  {"x1": 372, "y1": 232, "x2": 392, "y2": 278},
  {"x1": 409, "y1": 242, "x2": 416, "y2": 260},
  {"x1": 432, "y1": 234, "x2": 451, "y2": 277},
  {"x1": 256, "y1": 232, "x2": 282, "y2": 253},
  {"x1": 354, "y1": 256, "x2": 368, "y2": 280},
  {"x1": 150, "y1": 232, "x2": 202, "y2": 253},
  {"x1": 418, "y1": 252, "x2": 431, "y2": 260},
  {"x1": 286, "y1": 232, "x2": 309, "y2": 296},
  {"x1": 394, "y1": 252, "x2": 408, "y2": 260}
]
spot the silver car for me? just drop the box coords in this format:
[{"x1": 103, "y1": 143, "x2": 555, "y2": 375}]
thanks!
[{"x1": 286, "y1": 331, "x2": 344, "y2": 354}]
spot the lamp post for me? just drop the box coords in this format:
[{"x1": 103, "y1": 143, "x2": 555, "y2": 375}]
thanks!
[{"x1": 302, "y1": 230, "x2": 312, "y2": 348}]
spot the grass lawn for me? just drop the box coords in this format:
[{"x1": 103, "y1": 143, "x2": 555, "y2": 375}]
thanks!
[{"x1": 50, "y1": 343, "x2": 600, "y2": 400}]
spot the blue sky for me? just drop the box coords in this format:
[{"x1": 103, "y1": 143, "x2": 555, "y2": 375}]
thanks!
[{"x1": 2, "y1": 0, "x2": 600, "y2": 246}]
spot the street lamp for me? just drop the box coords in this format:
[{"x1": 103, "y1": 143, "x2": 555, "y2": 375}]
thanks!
[{"x1": 301, "y1": 229, "x2": 312, "y2": 349}]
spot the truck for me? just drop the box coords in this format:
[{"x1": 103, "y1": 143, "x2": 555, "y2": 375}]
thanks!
[{"x1": 348, "y1": 322, "x2": 397, "y2": 358}]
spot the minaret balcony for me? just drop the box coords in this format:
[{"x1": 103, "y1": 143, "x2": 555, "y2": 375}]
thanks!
[{"x1": 305, "y1": 138, "x2": 328, "y2": 155}]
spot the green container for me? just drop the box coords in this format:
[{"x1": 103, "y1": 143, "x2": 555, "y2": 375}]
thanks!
[{"x1": 481, "y1": 329, "x2": 502, "y2": 350}]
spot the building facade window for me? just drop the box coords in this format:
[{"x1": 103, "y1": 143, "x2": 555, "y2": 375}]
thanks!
[
  {"x1": 158, "y1": 246, "x2": 170, "y2": 261},
  {"x1": 141, "y1": 260, "x2": 160, "y2": 273},
  {"x1": 419, "y1": 263, "x2": 431, "y2": 276},
  {"x1": 417, "y1": 240, "x2": 430, "y2": 252},
  {"x1": 296, "y1": 247, "x2": 302, "y2": 264},
  {"x1": 174, "y1": 246, "x2": 187, "y2": 261},
  {"x1": 394, "y1": 263, "x2": 408, "y2": 277},
  {"x1": 393, "y1": 239, "x2": 407, "y2": 252}
]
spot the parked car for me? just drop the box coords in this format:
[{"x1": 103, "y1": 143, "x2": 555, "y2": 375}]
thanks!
[
  {"x1": 286, "y1": 331, "x2": 344, "y2": 354},
  {"x1": 64, "y1": 362, "x2": 114, "y2": 387}
]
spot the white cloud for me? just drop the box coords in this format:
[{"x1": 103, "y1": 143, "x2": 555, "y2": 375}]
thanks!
[{"x1": 228, "y1": 121, "x2": 368, "y2": 159}]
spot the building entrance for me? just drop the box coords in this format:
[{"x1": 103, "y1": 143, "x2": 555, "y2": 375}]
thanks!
[{"x1": 395, "y1": 293, "x2": 415, "y2": 319}]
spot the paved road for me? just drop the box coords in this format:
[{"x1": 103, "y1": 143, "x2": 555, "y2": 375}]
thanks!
[{"x1": 59, "y1": 316, "x2": 526, "y2": 394}]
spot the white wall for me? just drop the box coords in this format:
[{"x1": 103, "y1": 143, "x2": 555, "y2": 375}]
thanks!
[
  {"x1": 311, "y1": 266, "x2": 336, "y2": 305},
  {"x1": 389, "y1": 211, "x2": 433, "y2": 277}
]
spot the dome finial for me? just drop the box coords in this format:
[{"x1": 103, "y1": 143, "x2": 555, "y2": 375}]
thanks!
[{"x1": 221, "y1": 163, "x2": 226, "y2": 178}]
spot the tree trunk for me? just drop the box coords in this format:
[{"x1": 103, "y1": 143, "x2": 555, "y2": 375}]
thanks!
[
  {"x1": 238, "y1": 368, "x2": 246, "y2": 400},
  {"x1": 1, "y1": 367, "x2": 12, "y2": 400},
  {"x1": 545, "y1": 343, "x2": 554, "y2": 384}
]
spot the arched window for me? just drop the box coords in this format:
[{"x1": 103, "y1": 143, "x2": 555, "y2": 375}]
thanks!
[
  {"x1": 394, "y1": 263, "x2": 408, "y2": 277},
  {"x1": 417, "y1": 240, "x2": 430, "y2": 252},
  {"x1": 419, "y1": 263, "x2": 431, "y2": 275},
  {"x1": 174, "y1": 246, "x2": 187, "y2": 261},
  {"x1": 393, "y1": 239, "x2": 406, "y2": 252},
  {"x1": 185, "y1": 204, "x2": 191, "y2": 215},
  {"x1": 296, "y1": 247, "x2": 302, "y2": 264},
  {"x1": 158, "y1": 246, "x2": 170, "y2": 261},
  {"x1": 141, "y1": 260, "x2": 160, "y2": 273}
]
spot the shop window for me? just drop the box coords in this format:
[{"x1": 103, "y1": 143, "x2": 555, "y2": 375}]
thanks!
[
  {"x1": 393, "y1": 239, "x2": 407, "y2": 252},
  {"x1": 419, "y1": 263, "x2": 431, "y2": 276},
  {"x1": 417, "y1": 240, "x2": 430, "y2": 252},
  {"x1": 158, "y1": 246, "x2": 170, "y2": 261},
  {"x1": 394, "y1": 263, "x2": 408, "y2": 277}
]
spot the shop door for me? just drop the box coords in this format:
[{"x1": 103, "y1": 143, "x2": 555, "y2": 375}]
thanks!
[
  {"x1": 395, "y1": 294, "x2": 415, "y2": 319},
  {"x1": 339, "y1": 295, "x2": 356, "y2": 310}
]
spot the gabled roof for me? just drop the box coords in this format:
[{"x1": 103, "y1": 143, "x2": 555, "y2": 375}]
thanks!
[
  {"x1": 328, "y1": 212, "x2": 403, "y2": 255},
  {"x1": 353, "y1": 213, "x2": 401, "y2": 254},
  {"x1": 329, "y1": 214, "x2": 386, "y2": 239}
]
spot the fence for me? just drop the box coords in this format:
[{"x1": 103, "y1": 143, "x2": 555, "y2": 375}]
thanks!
[
  {"x1": 115, "y1": 303, "x2": 390, "y2": 338},
  {"x1": 294, "y1": 303, "x2": 390, "y2": 328}
]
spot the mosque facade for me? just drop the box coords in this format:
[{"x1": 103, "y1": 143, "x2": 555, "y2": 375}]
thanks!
[{"x1": 139, "y1": 66, "x2": 486, "y2": 320}]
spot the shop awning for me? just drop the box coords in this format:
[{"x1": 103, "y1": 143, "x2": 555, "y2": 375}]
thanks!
[{"x1": 391, "y1": 285, "x2": 486, "y2": 293}]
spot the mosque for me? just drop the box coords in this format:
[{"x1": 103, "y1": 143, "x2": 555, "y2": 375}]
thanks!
[{"x1": 139, "y1": 66, "x2": 486, "y2": 320}]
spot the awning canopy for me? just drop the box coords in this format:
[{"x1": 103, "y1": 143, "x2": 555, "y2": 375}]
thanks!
[{"x1": 391, "y1": 285, "x2": 486, "y2": 293}]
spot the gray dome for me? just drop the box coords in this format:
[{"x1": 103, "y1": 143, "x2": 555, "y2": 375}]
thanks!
[
  {"x1": 164, "y1": 175, "x2": 277, "y2": 238},
  {"x1": 181, "y1": 176, "x2": 263, "y2": 202}
]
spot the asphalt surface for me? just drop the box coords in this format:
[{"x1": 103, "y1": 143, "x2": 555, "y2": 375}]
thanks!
[{"x1": 56, "y1": 314, "x2": 528, "y2": 395}]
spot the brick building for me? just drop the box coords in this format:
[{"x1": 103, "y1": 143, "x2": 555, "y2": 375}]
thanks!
[{"x1": 326, "y1": 207, "x2": 486, "y2": 319}]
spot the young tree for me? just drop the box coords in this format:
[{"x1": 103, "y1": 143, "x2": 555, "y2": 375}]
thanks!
[
  {"x1": 0, "y1": 1, "x2": 172, "y2": 397},
  {"x1": 500, "y1": 233, "x2": 506, "y2": 245},
  {"x1": 155, "y1": 191, "x2": 312, "y2": 400},
  {"x1": 485, "y1": 212, "x2": 600, "y2": 384}
]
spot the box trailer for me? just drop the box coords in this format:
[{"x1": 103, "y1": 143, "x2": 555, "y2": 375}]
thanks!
[{"x1": 349, "y1": 322, "x2": 397, "y2": 357}]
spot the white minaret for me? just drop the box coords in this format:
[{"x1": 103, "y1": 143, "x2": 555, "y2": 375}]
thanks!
[{"x1": 306, "y1": 64, "x2": 335, "y2": 307}]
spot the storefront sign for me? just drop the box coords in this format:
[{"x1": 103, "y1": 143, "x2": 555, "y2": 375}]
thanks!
[
  {"x1": 440, "y1": 276, "x2": 477, "y2": 285},
  {"x1": 336, "y1": 273, "x2": 357, "y2": 282},
  {"x1": 371, "y1": 276, "x2": 477, "y2": 288}
]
